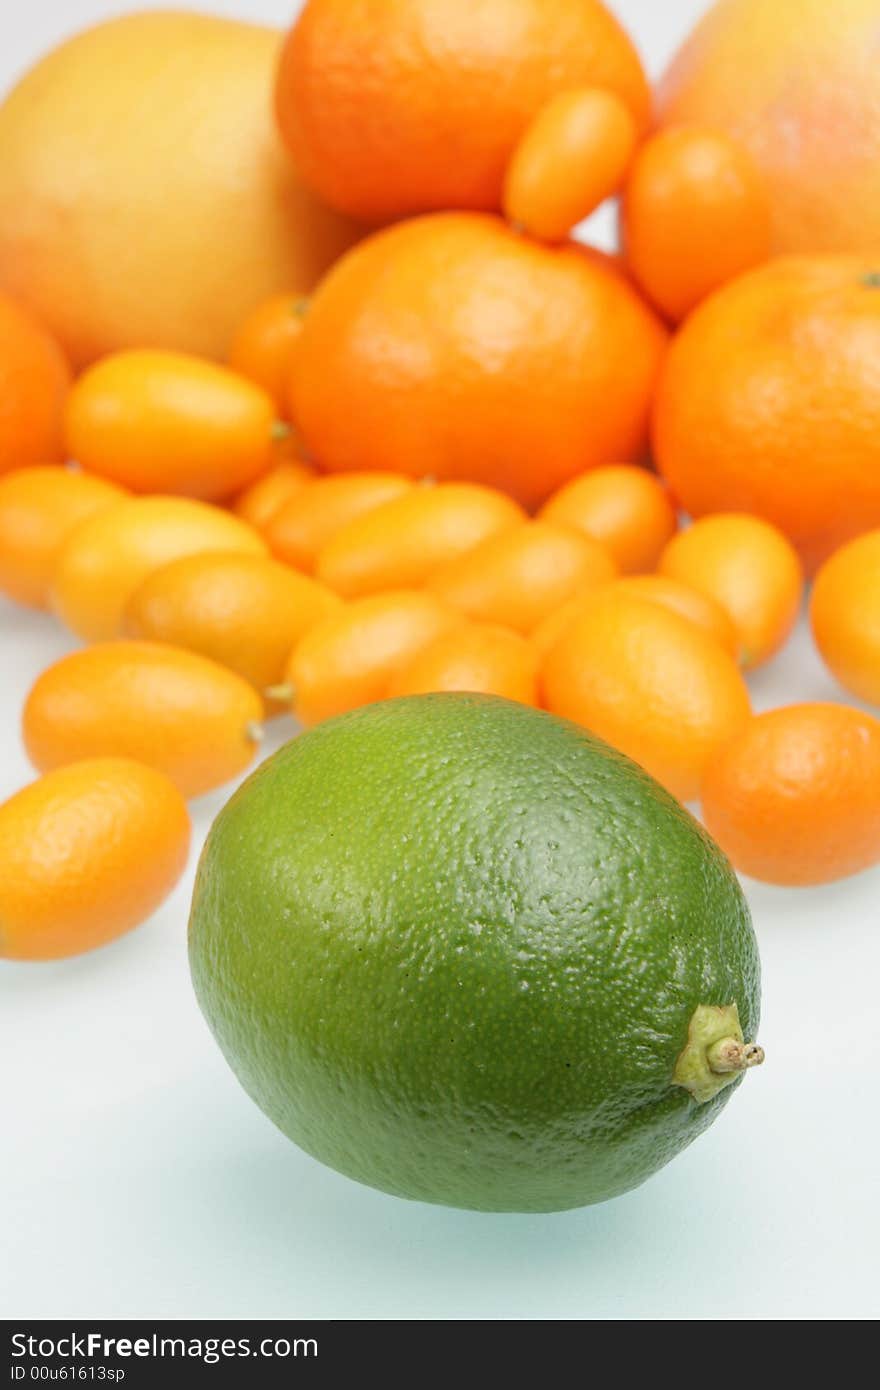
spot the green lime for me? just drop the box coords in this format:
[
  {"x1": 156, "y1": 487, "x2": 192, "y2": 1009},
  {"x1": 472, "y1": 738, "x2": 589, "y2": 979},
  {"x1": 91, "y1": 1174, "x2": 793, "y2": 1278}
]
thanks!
[{"x1": 189, "y1": 694, "x2": 762, "y2": 1213}]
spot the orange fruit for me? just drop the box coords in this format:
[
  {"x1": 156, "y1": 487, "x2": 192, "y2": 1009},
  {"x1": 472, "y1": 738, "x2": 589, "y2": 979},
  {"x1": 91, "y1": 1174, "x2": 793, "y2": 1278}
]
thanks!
[
  {"x1": 0, "y1": 13, "x2": 360, "y2": 367},
  {"x1": 503, "y1": 87, "x2": 638, "y2": 243},
  {"x1": 228, "y1": 293, "x2": 309, "y2": 414},
  {"x1": 124, "y1": 552, "x2": 340, "y2": 708},
  {"x1": 232, "y1": 459, "x2": 316, "y2": 532},
  {"x1": 652, "y1": 257, "x2": 880, "y2": 573},
  {"x1": 659, "y1": 514, "x2": 803, "y2": 669},
  {"x1": 291, "y1": 213, "x2": 667, "y2": 508},
  {"x1": 810, "y1": 530, "x2": 880, "y2": 705},
  {"x1": 539, "y1": 464, "x2": 677, "y2": 573},
  {"x1": 658, "y1": 0, "x2": 880, "y2": 255},
  {"x1": 285, "y1": 591, "x2": 459, "y2": 727},
  {"x1": 0, "y1": 291, "x2": 71, "y2": 474},
  {"x1": 275, "y1": 0, "x2": 650, "y2": 223},
  {"x1": 702, "y1": 704, "x2": 880, "y2": 886},
  {"x1": 266, "y1": 473, "x2": 415, "y2": 573},
  {"x1": 65, "y1": 350, "x2": 277, "y2": 501},
  {"x1": 388, "y1": 623, "x2": 539, "y2": 706},
  {"x1": 50, "y1": 495, "x2": 267, "y2": 642},
  {"x1": 429, "y1": 520, "x2": 616, "y2": 634},
  {"x1": 0, "y1": 466, "x2": 124, "y2": 609},
  {"x1": 317, "y1": 484, "x2": 526, "y2": 598},
  {"x1": 23, "y1": 641, "x2": 264, "y2": 800},
  {"x1": 622, "y1": 126, "x2": 770, "y2": 323},
  {"x1": 540, "y1": 590, "x2": 751, "y2": 802},
  {"x1": 0, "y1": 757, "x2": 191, "y2": 961}
]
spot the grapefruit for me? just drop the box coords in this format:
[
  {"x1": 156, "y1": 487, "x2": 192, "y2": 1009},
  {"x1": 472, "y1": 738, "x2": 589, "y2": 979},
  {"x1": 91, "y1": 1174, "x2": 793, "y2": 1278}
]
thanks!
[
  {"x1": 0, "y1": 12, "x2": 360, "y2": 367},
  {"x1": 659, "y1": 0, "x2": 880, "y2": 254}
]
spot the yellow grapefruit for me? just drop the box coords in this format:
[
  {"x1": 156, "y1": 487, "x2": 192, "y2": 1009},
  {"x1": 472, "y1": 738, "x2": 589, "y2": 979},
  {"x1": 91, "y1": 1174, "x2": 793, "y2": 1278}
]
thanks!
[{"x1": 0, "y1": 12, "x2": 360, "y2": 367}]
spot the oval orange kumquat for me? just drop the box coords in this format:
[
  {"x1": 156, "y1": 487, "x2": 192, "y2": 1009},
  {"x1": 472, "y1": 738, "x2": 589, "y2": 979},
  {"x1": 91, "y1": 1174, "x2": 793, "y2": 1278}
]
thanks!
[
  {"x1": 810, "y1": 530, "x2": 880, "y2": 706},
  {"x1": 285, "y1": 591, "x2": 460, "y2": 727},
  {"x1": 429, "y1": 520, "x2": 616, "y2": 634},
  {"x1": 702, "y1": 704, "x2": 880, "y2": 886},
  {"x1": 623, "y1": 126, "x2": 771, "y2": 323},
  {"x1": 49, "y1": 496, "x2": 266, "y2": 642},
  {"x1": 23, "y1": 641, "x2": 264, "y2": 798},
  {"x1": 124, "y1": 552, "x2": 340, "y2": 709},
  {"x1": 0, "y1": 758, "x2": 190, "y2": 961},
  {"x1": 266, "y1": 473, "x2": 414, "y2": 574},
  {"x1": 659, "y1": 513, "x2": 802, "y2": 669},
  {"x1": 539, "y1": 465, "x2": 678, "y2": 574},
  {"x1": 228, "y1": 292, "x2": 309, "y2": 414},
  {"x1": 503, "y1": 87, "x2": 638, "y2": 243},
  {"x1": 316, "y1": 483, "x2": 526, "y2": 597},
  {"x1": 388, "y1": 623, "x2": 539, "y2": 705},
  {"x1": 65, "y1": 349, "x2": 277, "y2": 501},
  {"x1": 541, "y1": 588, "x2": 752, "y2": 802},
  {"x1": 232, "y1": 459, "x2": 315, "y2": 532},
  {"x1": 0, "y1": 466, "x2": 125, "y2": 609}
]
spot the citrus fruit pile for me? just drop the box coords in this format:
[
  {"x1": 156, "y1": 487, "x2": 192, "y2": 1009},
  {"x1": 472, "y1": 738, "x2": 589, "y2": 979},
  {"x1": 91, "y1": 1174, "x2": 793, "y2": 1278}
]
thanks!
[{"x1": 2, "y1": 0, "x2": 880, "y2": 1212}]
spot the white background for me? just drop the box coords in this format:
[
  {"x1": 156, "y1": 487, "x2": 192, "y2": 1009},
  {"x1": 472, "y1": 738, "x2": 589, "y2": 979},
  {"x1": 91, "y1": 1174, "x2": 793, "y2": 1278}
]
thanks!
[{"x1": 2, "y1": 0, "x2": 878, "y2": 1322}]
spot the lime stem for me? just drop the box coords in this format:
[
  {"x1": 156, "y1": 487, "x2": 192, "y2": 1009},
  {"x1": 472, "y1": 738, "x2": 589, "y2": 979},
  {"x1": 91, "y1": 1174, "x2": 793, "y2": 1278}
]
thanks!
[
  {"x1": 672, "y1": 1003, "x2": 764, "y2": 1103},
  {"x1": 707, "y1": 1037, "x2": 765, "y2": 1075}
]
